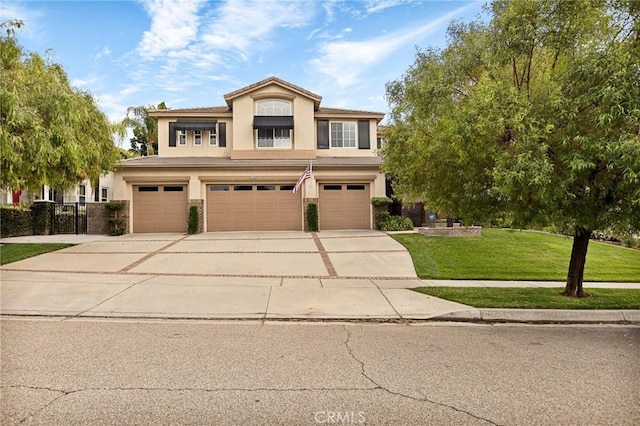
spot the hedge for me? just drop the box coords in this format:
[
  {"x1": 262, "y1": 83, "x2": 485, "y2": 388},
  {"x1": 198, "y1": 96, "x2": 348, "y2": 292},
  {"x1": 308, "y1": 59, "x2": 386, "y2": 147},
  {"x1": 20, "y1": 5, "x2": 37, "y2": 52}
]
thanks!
[{"x1": 1, "y1": 206, "x2": 33, "y2": 237}]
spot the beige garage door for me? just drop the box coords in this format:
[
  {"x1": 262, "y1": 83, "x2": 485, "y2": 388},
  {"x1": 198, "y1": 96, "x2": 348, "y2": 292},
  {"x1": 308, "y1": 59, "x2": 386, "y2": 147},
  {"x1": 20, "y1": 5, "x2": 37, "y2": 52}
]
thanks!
[
  {"x1": 133, "y1": 185, "x2": 187, "y2": 233},
  {"x1": 319, "y1": 184, "x2": 370, "y2": 230},
  {"x1": 207, "y1": 184, "x2": 302, "y2": 231}
]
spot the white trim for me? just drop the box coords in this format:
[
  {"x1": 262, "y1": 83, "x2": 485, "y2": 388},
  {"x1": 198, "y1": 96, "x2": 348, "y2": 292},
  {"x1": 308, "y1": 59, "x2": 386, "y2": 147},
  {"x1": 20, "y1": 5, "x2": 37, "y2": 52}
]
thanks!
[{"x1": 329, "y1": 121, "x2": 357, "y2": 148}]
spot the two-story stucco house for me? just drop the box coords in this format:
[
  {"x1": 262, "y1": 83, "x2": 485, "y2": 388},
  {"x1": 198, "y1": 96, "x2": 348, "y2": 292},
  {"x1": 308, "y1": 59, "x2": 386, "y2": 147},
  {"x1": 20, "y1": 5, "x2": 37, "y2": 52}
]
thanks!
[{"x1": 112, "y1": 77, "x2": 386, "y2": 233}]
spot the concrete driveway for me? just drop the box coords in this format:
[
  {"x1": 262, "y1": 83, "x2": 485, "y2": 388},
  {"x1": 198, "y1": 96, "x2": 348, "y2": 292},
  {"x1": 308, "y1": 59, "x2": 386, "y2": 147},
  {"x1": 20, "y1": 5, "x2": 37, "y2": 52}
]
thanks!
[{"x1": 0, "y1": 231, "x2": 475, "y2": 320}]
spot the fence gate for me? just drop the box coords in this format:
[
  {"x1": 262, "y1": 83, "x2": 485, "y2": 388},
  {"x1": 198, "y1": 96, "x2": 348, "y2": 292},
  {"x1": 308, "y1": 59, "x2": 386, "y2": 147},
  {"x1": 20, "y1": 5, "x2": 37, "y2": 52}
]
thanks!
[{"x1": 51, "y1": 202, "x2": 87, "y2": 234}]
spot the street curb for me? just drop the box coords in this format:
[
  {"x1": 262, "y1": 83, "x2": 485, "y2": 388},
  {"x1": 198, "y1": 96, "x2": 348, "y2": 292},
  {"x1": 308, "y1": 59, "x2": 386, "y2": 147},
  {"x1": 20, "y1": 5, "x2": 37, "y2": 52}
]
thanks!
[
  {"x1": 2, "y1": 309, "x2": 639, "y2": 324},
  {"x1": 432, "y1": 309, "x2": 640, "y2": 324}
]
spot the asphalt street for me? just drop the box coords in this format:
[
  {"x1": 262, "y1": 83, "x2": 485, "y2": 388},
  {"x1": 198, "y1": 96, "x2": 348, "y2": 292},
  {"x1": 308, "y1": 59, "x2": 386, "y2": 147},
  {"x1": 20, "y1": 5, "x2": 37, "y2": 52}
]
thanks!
[{"x1": 1, "y1": 319, "x2": 638, "y2": 425}]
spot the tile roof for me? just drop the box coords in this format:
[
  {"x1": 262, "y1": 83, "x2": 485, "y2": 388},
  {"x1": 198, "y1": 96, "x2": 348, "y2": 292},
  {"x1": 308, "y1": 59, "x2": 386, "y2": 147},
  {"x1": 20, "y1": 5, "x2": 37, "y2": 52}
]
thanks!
[
  {"x1": 223, "y1": 77, "x2": 322, "y2": 105},
  {"x1": 119, "y1": 156, "x2": 382, "y2": 169},
  {"x1": 149, "y1": 106, "x2": 230, "y2": 115}
]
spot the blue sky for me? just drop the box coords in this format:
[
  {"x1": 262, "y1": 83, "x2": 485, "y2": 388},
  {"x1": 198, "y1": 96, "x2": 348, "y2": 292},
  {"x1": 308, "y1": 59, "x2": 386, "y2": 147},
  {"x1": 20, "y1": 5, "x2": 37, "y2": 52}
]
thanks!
[{"x1": 2, "y1": 0, "x2": 484, "y2": 137}]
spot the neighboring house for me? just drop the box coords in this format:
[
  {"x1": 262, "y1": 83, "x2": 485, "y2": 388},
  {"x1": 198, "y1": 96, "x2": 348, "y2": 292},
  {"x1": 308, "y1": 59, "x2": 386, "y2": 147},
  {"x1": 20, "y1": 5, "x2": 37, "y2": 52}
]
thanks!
[
  {"x1": 1, "y1": 174, "x2": 114, "y2": 205},
  {"x1": 112, "y1": 77, "x2": 386, "y2": 233}
]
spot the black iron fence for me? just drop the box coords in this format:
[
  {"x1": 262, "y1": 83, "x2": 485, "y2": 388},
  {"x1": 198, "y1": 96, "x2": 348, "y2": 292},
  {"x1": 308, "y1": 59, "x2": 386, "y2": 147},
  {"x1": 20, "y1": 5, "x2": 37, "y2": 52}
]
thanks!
[{"x1": 51, "y1": 202, "x2": 87, "y2": 234}]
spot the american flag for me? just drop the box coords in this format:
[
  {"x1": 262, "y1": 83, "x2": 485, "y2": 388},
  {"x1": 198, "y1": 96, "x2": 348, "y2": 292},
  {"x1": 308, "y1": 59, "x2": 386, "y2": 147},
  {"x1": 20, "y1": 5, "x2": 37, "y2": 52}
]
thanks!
[{"x1": 293, "y1": 162, "x2": 312, "y2": 194}]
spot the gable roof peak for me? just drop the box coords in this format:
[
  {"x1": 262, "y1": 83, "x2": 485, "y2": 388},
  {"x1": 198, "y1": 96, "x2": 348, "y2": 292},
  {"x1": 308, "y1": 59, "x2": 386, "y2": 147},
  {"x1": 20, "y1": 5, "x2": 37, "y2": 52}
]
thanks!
[{"x1": 223, "y1": 76, "x2": 322, "y2": 109}]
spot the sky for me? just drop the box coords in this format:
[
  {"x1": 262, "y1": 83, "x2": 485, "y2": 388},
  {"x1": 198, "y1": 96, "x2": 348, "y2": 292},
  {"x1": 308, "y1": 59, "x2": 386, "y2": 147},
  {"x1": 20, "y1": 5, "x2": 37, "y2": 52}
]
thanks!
[{"x1": 1, "y1": 0, "x2": 485, "y2": 141}]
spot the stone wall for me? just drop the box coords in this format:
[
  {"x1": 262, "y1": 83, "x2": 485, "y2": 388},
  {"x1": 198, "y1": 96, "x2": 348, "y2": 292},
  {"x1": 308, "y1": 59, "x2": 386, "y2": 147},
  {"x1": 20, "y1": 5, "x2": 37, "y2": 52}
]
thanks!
[
  {"x1": 109, "y1": 200, "x2": 130, "y2": 234},
  {"x1": 418, "y1": 226, "x2": 482, "y2": 237},
  {"x1": 188, "y1": 199, "x2": 204, "y2": 233},
  {"x1": 31, "y1": 201, "x2": 53, "y2": 235},
  {"x1": 87, "y1": 203, "x2": 109, "y2": 235}
]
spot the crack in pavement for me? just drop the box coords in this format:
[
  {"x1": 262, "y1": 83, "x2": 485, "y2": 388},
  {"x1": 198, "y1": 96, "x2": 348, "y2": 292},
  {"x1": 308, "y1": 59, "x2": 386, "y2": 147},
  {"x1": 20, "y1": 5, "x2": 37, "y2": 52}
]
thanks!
[
  {"x1": 4, "y1": 383, "x2": 382, "y2": 423},
  {"x1": 4, "y1": 385, "x2": 70, "y2": 425},
  {"x1": 341, "y1": 325, "x2": 502, "y2": 426}
]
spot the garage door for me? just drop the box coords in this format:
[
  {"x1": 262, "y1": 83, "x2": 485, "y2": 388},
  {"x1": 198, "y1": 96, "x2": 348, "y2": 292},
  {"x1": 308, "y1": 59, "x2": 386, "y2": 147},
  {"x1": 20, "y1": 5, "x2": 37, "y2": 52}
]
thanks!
[
  {"x1": 207, "y1": 184, "x2": 302, "y2": 231},
  {"x1": 133, "y1": 185, "x2": 187, "y2": 233},
  {"x1": 319, "y1": 184, "x2": 370, "y2": 230}
]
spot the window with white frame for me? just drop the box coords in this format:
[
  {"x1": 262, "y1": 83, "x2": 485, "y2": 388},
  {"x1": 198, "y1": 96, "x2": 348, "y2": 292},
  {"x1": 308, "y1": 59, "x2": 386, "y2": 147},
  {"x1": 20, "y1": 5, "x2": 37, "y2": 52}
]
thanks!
[
  {"x1": 194, "y1": 130, "x2": 202, "y2": 146},
  {"x1": 257, "y1": 100, "x2": 291, "y2": 116},
  {"x1": 101, "y1": 188, "x2": 108, "y2": 202},
  {"x1": 330, "y1": 122, "x2": 356, "y2": 148},
  {"x1": 255, "y1": 99, "x2": 292, "y2": 148},
  {"x1": 258, "y1": 128, "x2": 291, "y2": 148},
  {"x1": 209, "y1": 128, "x2": 217, "y2": 146},
  {"x1": 178, "y1": 130, "x2": 187, "y2": 146}
]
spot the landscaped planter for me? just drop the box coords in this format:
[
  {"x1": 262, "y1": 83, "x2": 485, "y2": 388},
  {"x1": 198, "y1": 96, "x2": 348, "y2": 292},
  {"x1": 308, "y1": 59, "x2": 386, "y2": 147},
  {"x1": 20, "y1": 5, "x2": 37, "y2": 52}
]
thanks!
[{"x1": 418, "y1": 226, "x2": 482, "y2": 237}]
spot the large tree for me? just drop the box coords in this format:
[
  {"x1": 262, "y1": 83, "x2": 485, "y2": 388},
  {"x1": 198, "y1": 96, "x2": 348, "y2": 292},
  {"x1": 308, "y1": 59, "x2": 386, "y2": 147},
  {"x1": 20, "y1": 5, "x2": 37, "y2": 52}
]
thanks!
[
  {"x1": 0, "y1": 21, "x2": 120, "y2": 192},
  {"x1": 383, "y1": 0, "x2": 640, "y2": 296},
  {"x1": 120, "y1": 102, "x2": 166, "y2": 156}
]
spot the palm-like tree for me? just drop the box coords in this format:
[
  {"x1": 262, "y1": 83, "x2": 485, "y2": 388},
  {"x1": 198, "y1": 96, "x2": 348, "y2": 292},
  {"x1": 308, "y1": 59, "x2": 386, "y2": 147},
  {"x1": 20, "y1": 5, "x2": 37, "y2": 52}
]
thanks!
[{"x1": 120, "y1": 102, "x2": 166, "y2": 156}]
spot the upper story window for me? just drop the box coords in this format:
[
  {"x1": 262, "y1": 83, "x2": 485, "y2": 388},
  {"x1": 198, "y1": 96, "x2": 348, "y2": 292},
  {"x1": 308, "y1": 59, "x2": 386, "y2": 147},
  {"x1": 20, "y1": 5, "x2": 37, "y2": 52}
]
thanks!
[
  {"x1": 101, "y1": 188, "x2": 108, "y2": 202},
  {"x1": 178, "y1": 130, "x2": 187, "y2": 146},
  {"x1": 209, "y1": 129, "x2": 217, "y2": 146},
  {"x1": 330, "y1": 122, "x2": 356, "y2": 148},
  {"x1": 258, "y1": 128, "x2": 291, "y2": 148},
  {"x1": 255, "y1": 99, "x2": 293, "y2": 149},
  {"x1": 257, "y1": 99, "x2": 291, "y2": 116},
  {"x1": 194, "y1": 130, "x2": 202, "y2": 146}
]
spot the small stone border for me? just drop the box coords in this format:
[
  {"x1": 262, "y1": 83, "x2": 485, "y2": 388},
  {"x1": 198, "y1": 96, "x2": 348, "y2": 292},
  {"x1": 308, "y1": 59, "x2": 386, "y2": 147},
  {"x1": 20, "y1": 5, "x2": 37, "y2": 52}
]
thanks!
[{"x1": 418, "y1": 226, "x2": 482, "y2": 237}]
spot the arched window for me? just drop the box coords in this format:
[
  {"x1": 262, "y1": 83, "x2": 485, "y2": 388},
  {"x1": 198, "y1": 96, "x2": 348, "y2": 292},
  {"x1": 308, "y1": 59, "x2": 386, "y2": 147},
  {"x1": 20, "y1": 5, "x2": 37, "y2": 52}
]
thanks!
[
  {"x1": 257, "y1": 100, "x2": 291, "y2": 116},
  {"x1": 255, "y1": 99, "x2": 292, "y2": 148}
]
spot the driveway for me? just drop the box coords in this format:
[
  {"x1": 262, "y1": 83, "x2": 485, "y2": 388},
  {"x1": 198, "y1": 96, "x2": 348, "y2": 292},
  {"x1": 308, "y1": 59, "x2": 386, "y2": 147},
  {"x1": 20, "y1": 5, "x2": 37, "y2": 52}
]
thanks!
[{"x1": 0, "y1": 231, "x2": 475, "y2": 320}]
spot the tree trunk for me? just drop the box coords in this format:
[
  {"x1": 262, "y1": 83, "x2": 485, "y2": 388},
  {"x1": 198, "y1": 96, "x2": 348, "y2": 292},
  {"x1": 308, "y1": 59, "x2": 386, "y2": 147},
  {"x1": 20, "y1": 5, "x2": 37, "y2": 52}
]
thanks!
[
  {"x1": 562, "y1": 227, "x2": 591, "y2": 297},
  {"x1": 446, "y1": 216, "x2": 453, "y2": 227}
]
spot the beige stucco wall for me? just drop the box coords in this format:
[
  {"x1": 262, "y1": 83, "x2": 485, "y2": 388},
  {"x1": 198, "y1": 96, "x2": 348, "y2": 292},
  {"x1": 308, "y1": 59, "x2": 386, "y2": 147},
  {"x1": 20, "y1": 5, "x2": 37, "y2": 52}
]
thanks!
[
  {"x1": 314, "y1": 119, "x2": 379, "y2": 157},
  {"x1": 231, "y1": 83, "x2": 316, "y2": 153},
  {"x1": 157, "y1": 117, "x2": 232, "y2": 158}
]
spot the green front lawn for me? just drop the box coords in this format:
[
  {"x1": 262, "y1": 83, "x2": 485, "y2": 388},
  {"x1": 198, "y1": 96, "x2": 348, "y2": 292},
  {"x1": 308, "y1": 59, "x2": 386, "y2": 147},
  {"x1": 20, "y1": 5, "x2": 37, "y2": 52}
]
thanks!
[
  {"x1": 0, "y1": 243, "x2": 73, "y2": 265},
  {"x1": 413, "y1": 287, "x2": 640, "y2": 309},
  {"x1": 392, "y1": 229, "x2": 640, "y2": 282}
]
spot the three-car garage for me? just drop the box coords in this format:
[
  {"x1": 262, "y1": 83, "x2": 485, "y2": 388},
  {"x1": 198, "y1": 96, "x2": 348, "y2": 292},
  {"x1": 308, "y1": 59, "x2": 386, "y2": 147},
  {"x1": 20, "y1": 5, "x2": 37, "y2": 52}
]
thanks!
[{"x1": 131, "y1": 181, "x2": 372, "y2": 233}]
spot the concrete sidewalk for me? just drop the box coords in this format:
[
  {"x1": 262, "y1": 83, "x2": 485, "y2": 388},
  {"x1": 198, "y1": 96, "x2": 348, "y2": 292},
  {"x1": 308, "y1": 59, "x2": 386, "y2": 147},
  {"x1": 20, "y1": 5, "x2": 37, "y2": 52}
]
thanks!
[{"x1": 1, "y1": 232, "x2": 638, "y2": 324}]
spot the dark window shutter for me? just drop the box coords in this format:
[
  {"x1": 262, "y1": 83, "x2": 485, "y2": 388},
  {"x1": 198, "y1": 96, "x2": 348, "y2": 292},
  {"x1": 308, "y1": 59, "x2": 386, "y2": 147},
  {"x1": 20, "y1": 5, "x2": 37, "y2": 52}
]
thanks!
[
  {"x1": 358, "y1": 120, "x2": 370, "y2": 149},
  {"x1": 219, "y1": 122, "x2": 226, "y2": 147},
  {"x1": 169, "y1": 123, "x2": 176, "y2": 147},
  {"x1": 317, "y1": 120, "x2": 329, "y2": 150}
]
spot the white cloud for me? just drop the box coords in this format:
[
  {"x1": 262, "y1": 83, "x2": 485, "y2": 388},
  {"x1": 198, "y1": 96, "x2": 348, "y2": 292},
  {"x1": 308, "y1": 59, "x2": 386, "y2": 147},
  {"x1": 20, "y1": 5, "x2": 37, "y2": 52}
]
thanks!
[
  {"x1": 136, "y1": 0, "x2": 207, "y2": 59},
  {"x1": 0, "y1": 2, "x2": 45, "y2": 40},
  {"x1": 94, "y1": 47, "x2": 112, "y2": 61},
  {"x1": 362, "y1": 0, "x2": 414, "y2": 16},
  {"x1": 201, "y1": 0, "x2": 314, "y2": 59},
  {"x1": 309, "y1": 5, "x2": 472, "y2": 88},
  {"x1": 71, "y1": 74, "x2": 104, "y2": 89}
]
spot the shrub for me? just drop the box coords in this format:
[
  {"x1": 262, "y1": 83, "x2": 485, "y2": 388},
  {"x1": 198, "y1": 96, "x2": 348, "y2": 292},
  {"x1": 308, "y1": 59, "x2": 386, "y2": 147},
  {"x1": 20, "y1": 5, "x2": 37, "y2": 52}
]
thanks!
[
  {"x1": 1, "y1": 206, "x2": 33, "y2": 237},
  {"x1": 375, "y1": 211, "x2": 390, "y2": 229},
  {"x1": 370, "y1": 197, "x2": 393, "y2": 207},
  {"x1": 188, "y1": 205, "x2": 199, "y2": 234},
  {"x1": 379, "y1": 215, "x2": 414, "y2": 232},
  {"x1": 306, "y1": 202, "x2": 319, "y2": 232},
  {"x1": 104, "y1": 201, "x2": 125, "y2": 211}
]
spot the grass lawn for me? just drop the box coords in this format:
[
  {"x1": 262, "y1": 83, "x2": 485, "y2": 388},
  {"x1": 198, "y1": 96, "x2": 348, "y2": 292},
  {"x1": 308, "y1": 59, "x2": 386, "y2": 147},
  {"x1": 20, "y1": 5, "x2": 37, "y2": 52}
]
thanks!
[
  {"x1": 0, "y1": 243, "x2": 73, "y2": 265},
  {"x1": 413, "y1": 287, "x2": 640, "y2": 309},
  {"x1": 392, "y1": 228, "x2": 640, "y2": 282}
]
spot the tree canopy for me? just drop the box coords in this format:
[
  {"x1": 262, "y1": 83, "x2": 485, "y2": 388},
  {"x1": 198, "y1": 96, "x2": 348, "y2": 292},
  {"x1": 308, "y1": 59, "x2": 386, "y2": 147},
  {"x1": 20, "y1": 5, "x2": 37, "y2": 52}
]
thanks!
[
  {"x1": 120, "y1": 102, "x2": 166, "y2": 156},
  {"x1": 0, "y1": 21, "x2": 120, "y2": 192},
  {"x1": 382, "y1": 0, "x2": 640, "y2": 295}
]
